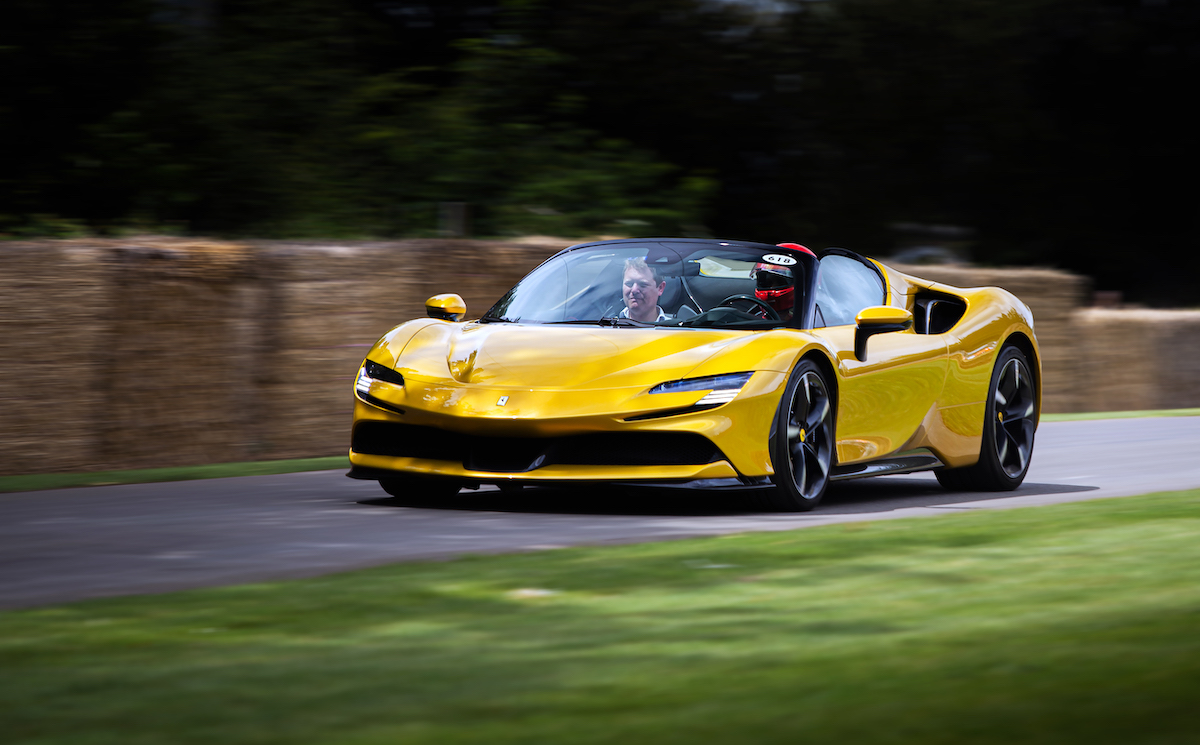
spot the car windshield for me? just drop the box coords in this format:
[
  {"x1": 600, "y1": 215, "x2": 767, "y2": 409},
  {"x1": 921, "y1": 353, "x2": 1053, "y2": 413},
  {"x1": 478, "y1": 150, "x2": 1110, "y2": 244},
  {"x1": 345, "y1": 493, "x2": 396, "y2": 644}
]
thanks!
[{"x1": 482, "y1": 241, "x2": 806, "y2": 329}]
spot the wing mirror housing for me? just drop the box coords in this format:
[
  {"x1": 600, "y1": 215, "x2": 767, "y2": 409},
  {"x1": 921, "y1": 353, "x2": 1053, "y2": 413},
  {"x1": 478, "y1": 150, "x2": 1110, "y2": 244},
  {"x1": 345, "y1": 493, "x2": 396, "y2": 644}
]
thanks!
[
  {"x1": 426, "y1": 294, "x2": 467, "y2": 322},
  {"x1": 854, "y1": 306, "x2": 913, "y2": 361}
]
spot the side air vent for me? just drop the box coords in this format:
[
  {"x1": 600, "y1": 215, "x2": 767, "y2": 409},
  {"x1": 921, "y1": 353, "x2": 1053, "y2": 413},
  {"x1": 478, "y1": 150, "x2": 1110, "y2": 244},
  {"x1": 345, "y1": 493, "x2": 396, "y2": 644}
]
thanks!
[{"x1": 913, "y1": 292, "x2": 967, "y2": 335}]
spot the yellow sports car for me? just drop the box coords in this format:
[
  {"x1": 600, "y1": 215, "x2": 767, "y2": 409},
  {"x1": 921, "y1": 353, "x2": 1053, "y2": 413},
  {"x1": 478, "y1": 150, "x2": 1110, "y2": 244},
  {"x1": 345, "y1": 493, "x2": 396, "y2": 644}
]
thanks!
[{"x1": 348, "y1": 238, "x2": 1039, "y2": 511}]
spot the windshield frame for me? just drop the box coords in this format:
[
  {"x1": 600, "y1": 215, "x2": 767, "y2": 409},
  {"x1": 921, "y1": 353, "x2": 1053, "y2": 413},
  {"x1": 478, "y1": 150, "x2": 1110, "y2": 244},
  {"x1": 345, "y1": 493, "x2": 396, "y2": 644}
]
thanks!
[{"x1": 482, "y1": 238, "x2": 819, "y2": 330}]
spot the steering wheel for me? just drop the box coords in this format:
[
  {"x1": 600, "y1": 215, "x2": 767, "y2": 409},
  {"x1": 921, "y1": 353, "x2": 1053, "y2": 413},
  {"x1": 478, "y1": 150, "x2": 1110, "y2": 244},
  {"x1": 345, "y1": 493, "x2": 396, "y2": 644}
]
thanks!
[{"x1": 717, "y1": 294, "x2": 781, "y2": 321}]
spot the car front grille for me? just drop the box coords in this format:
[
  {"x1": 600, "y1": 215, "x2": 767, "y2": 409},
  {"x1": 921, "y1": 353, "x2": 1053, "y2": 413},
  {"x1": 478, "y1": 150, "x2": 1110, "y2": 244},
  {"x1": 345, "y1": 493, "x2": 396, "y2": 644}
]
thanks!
[{"x1": 351, "y1": 421, "x2": 724, "y2": 473}]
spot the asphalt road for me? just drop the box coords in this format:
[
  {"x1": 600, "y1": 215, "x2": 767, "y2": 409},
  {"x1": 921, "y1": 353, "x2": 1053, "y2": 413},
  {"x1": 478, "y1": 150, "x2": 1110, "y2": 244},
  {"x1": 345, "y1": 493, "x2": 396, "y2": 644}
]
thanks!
[{"x1": 3, "y1": 417, "x2": 1199, "y2": 610}]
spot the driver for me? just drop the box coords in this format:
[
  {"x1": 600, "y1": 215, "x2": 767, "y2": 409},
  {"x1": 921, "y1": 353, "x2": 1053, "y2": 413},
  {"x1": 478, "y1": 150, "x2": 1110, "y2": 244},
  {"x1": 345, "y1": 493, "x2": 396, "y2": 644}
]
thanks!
[
  {"x1": 620, "y1": 257, "x2": 669, "y2": 322},
  {"x1": 752, "y1": 261, "x2": 795, "y2": 322}
]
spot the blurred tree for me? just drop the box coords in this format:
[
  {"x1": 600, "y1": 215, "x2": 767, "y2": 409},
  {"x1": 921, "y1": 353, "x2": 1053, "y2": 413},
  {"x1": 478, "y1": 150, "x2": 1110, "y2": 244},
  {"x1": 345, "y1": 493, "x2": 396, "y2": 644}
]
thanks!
[
  {"x1": 346, "y1": 22, "x2": 718, "y2": 236},
  {"x1": 95, "y1": 0, "x2": 409, "y2": 234},
  {"x1": 2, "y1": 0, "x2": 1196, "y2": 302},
  {"x1": 0, "y1": 0, "x2": 164, "y2": 232},
  {"x1": 491, "y1": 0, "x2": 800, "y2": 237},
  {"x1": 0, "y1": 0, "x2": 711, "y2": 237},
  {"x1": 768, "y1": 0, "x2": 1200, "y2": 302}
]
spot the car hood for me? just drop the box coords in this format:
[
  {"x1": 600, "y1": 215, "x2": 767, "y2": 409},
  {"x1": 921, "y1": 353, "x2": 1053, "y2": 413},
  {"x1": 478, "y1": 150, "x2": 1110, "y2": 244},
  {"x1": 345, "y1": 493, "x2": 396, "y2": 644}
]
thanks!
[{"x1": 391, "y1": 322, "x2": 751, "y2": 389}]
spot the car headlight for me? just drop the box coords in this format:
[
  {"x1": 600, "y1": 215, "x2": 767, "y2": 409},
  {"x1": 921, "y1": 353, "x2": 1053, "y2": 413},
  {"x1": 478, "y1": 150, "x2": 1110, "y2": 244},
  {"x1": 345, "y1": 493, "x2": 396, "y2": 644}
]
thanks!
[
  {"x1": 356, "y1": 360, "x2": 405, "y2": 396},
  {"x1": 649, "y1": 372, "x2": 753, "y2": 405}
]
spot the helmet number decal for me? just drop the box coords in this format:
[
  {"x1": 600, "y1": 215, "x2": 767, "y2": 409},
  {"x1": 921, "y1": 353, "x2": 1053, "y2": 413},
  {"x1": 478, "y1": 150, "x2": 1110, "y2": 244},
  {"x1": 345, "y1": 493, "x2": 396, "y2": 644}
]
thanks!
[{"x1": 762, "y1": 253, "x2": 797, "y2": 266}]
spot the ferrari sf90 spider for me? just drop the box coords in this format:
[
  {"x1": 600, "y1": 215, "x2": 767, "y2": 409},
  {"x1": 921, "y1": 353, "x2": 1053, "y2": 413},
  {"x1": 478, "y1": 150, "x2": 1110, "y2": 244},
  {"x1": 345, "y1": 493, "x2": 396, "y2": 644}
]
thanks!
[{"x1": 348, "y1": 238, "x2": 1039, "y2": 511}]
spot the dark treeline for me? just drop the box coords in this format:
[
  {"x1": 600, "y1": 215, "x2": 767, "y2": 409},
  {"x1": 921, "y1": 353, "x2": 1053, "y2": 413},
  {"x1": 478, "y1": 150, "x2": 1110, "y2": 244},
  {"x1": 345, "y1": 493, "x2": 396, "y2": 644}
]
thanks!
[{"x1": 3, "y1": 0, "x2": 1197, "y2": 303}]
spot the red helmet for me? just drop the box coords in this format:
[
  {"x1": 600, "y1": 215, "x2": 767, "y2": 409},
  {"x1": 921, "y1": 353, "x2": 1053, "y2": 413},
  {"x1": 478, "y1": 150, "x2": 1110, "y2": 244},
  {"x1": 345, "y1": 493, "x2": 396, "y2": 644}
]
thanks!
[{"x1": 753, "y1": 262, "x2": 795, "y2": 318}]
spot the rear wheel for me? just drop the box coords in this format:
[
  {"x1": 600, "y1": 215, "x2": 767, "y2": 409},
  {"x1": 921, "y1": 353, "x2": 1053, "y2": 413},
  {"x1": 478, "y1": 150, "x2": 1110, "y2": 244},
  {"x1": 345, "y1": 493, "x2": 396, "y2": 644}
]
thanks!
[
  {"x1": 378, "y1": 475, "x2": 463, "y2": 500},
  {"x1": 936, "y1": 344, "x2": 1037, "y2": 491},
  {"x1": 765, "y1": 359, "x2": 835, "y2": 511}
]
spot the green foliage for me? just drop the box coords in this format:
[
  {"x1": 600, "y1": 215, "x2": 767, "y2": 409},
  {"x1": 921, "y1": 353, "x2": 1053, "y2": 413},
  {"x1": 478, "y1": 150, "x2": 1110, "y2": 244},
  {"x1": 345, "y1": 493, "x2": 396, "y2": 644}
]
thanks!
[
  {"x1": 335, "y1": 27, "x2": 717, "y2": 237},
  {"x1": 2, "y1": 0, "x2": 712, "y2": 239},
  {"x1": 0, "y1": 214, "x2": 90, "y2": 239},
  {"x1": 0, "y1": 456, "x2": 349, "y2": 494},
  {"x1": 3, "y1": 0, "x2": 1197, "y2": 300}
]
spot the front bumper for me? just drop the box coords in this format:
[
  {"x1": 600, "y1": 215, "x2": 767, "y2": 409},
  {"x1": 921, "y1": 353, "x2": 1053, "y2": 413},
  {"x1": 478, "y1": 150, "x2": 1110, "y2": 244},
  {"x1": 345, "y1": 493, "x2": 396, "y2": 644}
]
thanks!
[{"x1": 348, "y1": 371, "x2": 787, "y2": 483}]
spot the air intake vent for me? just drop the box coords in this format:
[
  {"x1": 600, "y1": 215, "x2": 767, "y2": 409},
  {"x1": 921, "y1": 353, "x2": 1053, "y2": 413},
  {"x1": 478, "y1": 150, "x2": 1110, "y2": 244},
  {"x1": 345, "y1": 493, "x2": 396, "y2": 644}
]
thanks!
[{"x1": 352, "y1": 422, "x2": 723, "y2": 473}]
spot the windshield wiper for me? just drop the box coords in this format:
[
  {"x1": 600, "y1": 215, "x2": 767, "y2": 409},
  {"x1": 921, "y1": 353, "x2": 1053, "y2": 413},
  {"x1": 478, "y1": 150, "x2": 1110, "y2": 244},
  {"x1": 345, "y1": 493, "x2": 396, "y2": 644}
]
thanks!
[
  {"x1": 479, "y1": 315, "x2": 518, "y2": 323},
  {"x1": 546, "y1": 316, "x2": 646, "y2": 327},
  {"x1": 598, "y1": 316, "x2": 650, "y2": 327}
]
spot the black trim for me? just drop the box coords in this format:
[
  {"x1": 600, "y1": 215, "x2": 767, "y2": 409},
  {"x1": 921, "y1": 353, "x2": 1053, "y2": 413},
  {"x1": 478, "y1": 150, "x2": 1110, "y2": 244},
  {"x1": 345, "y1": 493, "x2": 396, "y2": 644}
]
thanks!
[
  {"x1": 854, "y1": 317, "x2": 913, "y2": 361},
  {"x1": 358, "y1": 392, "x2": 406, "y2": 416},
  {"x1": 347, "y1": 465, "x2": 402, "y2": 481},
  {"x1": 351, "y1": 421, "x2": 724, "y2": 473},
  {"x1": 427, "y1": 307, "x2": 460, "y2": 321},
  {"x1": 363, "y1": 360, "x2": 405, "y2": 386},
  {"x1": 913, "y1": 292, "x2": 967, "y2": 335},
  {"x1": 831, "y1": 452, "x2": 943, "y2": 481},
  {"x1": 622, "y1": 403, "x2": 722, "y2": 422}
]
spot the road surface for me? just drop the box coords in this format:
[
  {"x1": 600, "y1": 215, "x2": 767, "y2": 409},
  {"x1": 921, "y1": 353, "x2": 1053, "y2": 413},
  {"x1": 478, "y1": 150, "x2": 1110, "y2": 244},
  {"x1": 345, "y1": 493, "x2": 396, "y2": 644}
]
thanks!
[{"x1": 3, "y1": 417, "x2": 1198, "y2": 610}]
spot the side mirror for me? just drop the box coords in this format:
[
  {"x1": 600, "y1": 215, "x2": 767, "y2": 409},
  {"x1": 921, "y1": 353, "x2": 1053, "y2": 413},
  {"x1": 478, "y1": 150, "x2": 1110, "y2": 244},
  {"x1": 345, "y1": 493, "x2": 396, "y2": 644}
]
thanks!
[
  {"x1": 854, "y1": 306, "x2": 913, "y2": 361},
  {"x1": 426, "y1": 294, "x2": 467, "y2": 322}
]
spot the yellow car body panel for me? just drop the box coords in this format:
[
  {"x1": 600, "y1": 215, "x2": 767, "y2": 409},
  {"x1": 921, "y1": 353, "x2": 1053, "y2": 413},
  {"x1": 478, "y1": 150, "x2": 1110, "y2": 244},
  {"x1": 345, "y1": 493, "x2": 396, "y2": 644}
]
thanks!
[
  {"x1": 352, "y1": 322, "x2": 798, "y2": 478},
  {"x1": 808, "y1": 324, "x2": 949, "y2": 464},
  {"x1": 349, "y1": 241, "x2": 1040, "y2": 490},
  {"x1": 874, "y1": 261, "x2": 1041, "y2": 467}
]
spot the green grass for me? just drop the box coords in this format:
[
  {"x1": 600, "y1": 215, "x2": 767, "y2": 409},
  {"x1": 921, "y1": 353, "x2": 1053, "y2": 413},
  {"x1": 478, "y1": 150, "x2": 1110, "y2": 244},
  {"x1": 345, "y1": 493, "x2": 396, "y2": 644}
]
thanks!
[
  {"x1": 3, "y1": 489, "x2": 1199, "y2": 745},
  {"x1": 0, "y1": 456, "x2": 348, "y2": 493},
  {"x1": 1041, "y1": 407, "x2": 1200, "y2": 422}
]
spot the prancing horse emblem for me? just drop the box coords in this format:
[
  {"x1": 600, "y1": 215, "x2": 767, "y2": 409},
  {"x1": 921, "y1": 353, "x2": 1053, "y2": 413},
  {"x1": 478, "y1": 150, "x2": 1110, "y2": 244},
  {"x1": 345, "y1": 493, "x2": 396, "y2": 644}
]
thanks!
[{"x1": 497, "y1": 396, "x2": 509, "y2": 406}]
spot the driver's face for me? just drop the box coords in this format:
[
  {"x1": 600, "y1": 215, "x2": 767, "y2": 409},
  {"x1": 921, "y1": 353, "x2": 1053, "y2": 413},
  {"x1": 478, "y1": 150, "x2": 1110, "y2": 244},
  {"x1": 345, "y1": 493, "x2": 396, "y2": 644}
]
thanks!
[{"x1": 622, "y1": 266, "x2": 664, "y2": 321}]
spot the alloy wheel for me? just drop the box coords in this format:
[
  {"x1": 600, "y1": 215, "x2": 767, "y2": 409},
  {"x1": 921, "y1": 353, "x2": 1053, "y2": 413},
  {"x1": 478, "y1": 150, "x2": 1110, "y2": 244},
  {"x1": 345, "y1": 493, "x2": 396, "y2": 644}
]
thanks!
[
  {"x1": 993, "y1": 356, "x2": 1036, "y2": 479},
  {"x1": 786, "y1": 371, "x2": 834, "y2": 500}
]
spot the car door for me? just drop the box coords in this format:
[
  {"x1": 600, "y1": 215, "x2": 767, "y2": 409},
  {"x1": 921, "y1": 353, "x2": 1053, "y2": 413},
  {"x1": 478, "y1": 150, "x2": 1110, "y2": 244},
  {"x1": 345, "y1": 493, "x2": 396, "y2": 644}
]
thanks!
[{"x1": 807, "y1": 251, "x2": 948, "y2": 464}]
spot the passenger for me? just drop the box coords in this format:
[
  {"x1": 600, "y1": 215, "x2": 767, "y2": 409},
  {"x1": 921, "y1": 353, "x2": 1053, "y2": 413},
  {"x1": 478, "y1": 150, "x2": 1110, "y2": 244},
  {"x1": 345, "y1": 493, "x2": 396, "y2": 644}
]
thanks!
[{"x1": 620, "y1": 257, "x2": 669, "y2": 322}]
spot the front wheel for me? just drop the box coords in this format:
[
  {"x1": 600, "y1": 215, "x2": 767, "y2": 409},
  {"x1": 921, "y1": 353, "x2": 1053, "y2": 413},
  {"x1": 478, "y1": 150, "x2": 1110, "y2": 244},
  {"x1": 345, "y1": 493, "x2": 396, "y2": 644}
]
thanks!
[
  {"x1": 936, "y1": 344, "x2": 1037, "y2": 491},
  {"x1": 765, "y1": 359, "x2": 835, "y2": 511}
]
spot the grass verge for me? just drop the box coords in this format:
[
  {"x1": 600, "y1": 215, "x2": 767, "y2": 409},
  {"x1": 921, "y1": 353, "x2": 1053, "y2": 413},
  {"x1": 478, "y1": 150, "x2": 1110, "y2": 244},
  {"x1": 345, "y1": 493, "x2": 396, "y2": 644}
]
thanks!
[
  {"x1": 2, "y1": 489, "x2": 1199, "y2": 745},
  {"x1": 0, "y1": 456, "x2": 348, "y2": 494},
  {"x1": 1041, "y1": 406, "x2": 1200, "y2": 422}
]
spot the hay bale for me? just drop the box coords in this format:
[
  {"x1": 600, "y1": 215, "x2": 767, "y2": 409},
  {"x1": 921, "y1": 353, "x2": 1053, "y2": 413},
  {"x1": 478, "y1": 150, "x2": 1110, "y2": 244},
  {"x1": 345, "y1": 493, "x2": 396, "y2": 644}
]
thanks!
[
  {"x1": 95, "y1": 238, "x2": 260, "y2": 469},
  {"x1": 1075, "y1": 308, "x2": 1200, "y2": 411},
  {"x1": 0, "y1": 242, "x2": 110, "y2": 475}
]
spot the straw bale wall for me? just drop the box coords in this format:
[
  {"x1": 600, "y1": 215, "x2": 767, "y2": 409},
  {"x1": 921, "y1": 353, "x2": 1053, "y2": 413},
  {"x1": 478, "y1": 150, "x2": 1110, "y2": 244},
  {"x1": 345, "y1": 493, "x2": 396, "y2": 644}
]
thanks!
[
  {"x1": 0, "y1": 238, "x2": 559, "y2": 475},
  {"x1": 1072, "y1": 308, "x2": 1200, "y2": 412},
  {"x1": 98, "y1": 241, "x2": 262, "y2": 469},
  {"x1": 0, "y1": 242, "x2": 111, "y2": 473},
  {"x1": 2, "y1": 238, "x2": 1198, "y2": 476}
]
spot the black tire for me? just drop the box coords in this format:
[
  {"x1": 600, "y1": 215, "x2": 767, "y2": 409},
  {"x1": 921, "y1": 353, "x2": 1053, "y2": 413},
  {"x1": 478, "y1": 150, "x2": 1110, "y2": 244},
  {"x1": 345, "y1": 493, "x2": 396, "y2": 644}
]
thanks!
[
  {"x1": 763, "y1": 359, "x2": 836, "y2": 511},
  {"x1": 378, "y1": 475, "x2": 463, "y2": 500},
  {"x1": 935, "y1": 344, "x2": 1037, "y2": 491}
]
